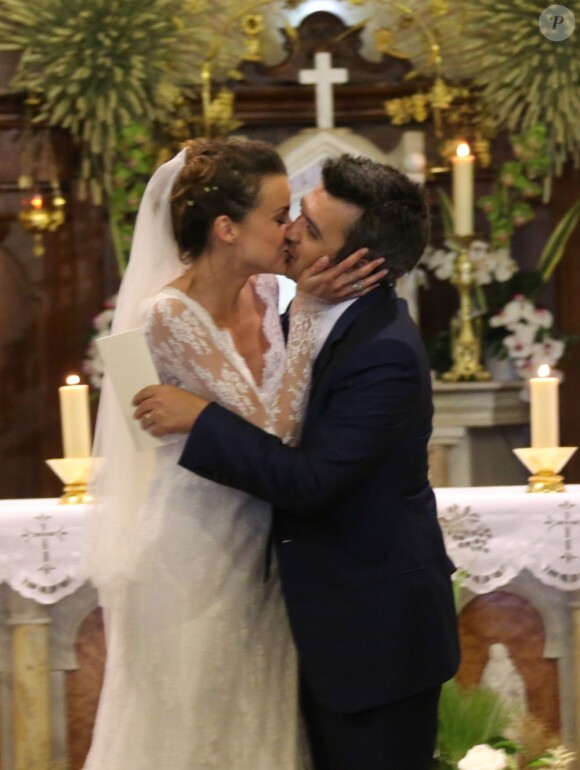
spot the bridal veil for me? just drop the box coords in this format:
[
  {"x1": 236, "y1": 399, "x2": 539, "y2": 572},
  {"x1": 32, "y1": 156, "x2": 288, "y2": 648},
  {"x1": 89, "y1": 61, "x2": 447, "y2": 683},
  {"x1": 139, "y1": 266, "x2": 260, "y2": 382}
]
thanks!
[{"x1": 82, "y1": 150, "x2": 186, "y2": 599}]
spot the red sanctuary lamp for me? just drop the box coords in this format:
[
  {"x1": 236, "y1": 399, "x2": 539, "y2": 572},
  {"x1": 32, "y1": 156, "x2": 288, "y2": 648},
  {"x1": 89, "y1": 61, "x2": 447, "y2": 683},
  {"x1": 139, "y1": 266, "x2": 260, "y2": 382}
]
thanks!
[{"x1": 18, "y1": 188, "x2": 66, "y2": 257}]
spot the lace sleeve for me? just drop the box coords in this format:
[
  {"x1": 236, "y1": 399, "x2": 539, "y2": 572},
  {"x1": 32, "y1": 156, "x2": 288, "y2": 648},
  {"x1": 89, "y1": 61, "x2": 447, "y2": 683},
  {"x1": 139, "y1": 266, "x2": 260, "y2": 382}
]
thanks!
[
  {"x1": 264, "y1": 292, "x2": 326, "y2": 446},
  {"x1": 143, "y1": 287, "x2": 325, "y2": 445}
]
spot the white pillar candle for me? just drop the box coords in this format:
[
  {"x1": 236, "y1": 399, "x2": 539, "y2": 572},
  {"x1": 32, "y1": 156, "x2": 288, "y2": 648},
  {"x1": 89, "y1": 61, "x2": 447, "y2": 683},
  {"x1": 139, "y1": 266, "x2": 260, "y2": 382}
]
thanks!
[
  {"x1": 530, "y1": 364, "x2": 559, "y2": 448},
  {"x1": 58, "y1": 375, "x2": 92, "y2": 458},
  {"x1": 452, "y1": 142, "x2": 474, "y2": 237}
]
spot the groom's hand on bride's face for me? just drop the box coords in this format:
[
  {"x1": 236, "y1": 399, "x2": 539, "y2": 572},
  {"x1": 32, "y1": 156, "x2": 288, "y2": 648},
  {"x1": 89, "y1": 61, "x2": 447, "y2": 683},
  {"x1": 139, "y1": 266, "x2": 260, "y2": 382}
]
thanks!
[{"x1": 132, "y1": 385, "x2": 209, "y2": 436}]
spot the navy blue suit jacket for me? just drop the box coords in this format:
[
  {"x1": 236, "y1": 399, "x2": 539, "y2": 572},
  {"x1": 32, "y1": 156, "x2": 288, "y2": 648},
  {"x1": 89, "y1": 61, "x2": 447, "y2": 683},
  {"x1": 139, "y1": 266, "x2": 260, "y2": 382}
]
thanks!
[{"x1": 180, "y1": 286, "x2": 460, "y2": 713}]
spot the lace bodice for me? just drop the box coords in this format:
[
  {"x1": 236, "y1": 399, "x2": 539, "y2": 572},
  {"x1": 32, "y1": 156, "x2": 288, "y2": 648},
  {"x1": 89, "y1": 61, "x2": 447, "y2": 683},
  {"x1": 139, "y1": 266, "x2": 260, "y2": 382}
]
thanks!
[{"x1": 143, "y1": 274, "x2": 324, "y2": 445}]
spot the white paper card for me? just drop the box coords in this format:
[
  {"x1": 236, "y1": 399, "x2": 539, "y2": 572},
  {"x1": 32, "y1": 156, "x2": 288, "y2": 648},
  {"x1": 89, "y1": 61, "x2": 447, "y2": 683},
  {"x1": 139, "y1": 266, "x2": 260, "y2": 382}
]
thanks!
[{"x1": 96, "y1": 328, "x2": 177, "y2": 451}]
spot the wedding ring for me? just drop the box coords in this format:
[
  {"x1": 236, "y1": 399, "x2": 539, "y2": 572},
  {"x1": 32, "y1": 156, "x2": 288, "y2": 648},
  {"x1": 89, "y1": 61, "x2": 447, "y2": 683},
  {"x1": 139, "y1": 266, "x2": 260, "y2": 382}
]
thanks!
[
  {"x1": 352, "y1": 280, "x2": 365, "y2": 292},
  {"x1": 144, "y1": 411, "x2": 154, "y2": 424}
]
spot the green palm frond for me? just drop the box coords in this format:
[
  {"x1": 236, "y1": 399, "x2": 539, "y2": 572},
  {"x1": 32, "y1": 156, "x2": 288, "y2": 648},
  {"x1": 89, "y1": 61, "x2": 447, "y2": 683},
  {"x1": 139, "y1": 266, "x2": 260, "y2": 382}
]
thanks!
[
  {"x1": 0, "y1": 0, "x2": 212, "y2": 202},
  {"x1": 0, "y1": 0, "x2": 274, "y2": 204},
  {"x1": 456, "y1": 0, "x2": 580, "y2": 176},
  {"x1": 538, "y1": 200, "x2": 580, "y2": 282}
]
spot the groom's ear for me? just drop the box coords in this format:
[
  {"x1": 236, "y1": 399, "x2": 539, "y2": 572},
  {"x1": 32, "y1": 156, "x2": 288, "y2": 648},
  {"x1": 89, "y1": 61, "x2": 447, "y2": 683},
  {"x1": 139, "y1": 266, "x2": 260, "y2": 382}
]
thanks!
[{"x1": 213, "y1": 215, "x2": 237, "y2": 245}]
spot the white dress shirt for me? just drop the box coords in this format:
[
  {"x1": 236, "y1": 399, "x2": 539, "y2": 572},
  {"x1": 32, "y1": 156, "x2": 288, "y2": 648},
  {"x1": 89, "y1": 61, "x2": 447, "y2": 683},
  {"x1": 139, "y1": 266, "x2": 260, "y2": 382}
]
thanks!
[{"x1": 314, "y1": 298, "x2": 357, "y2": 357}]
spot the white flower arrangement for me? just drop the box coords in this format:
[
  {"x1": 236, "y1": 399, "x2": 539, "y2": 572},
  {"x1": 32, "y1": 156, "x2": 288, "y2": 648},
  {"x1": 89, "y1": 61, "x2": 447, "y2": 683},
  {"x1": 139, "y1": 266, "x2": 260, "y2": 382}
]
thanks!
[
  {"x1": 420, "y1": 240, "x2": 518, "y2": 286},
  {"x1": 488, "y1": 294, "x2": 565, "y2": 379},
  {"x1": 457, "y1": 743, "x2": 576, "y2": 770},
  {"x1": 419, "y1": 235, "x2": 573, "y2": 379},
  {"x1": 456, "y1": 742, "x2": 576, "y2": 770},
  {"x1": 82, "y1": 295, "x2": 117, "y2": 390},
  {"x1": 458, "y1": 744, "x2": 510, "y2": 770}
]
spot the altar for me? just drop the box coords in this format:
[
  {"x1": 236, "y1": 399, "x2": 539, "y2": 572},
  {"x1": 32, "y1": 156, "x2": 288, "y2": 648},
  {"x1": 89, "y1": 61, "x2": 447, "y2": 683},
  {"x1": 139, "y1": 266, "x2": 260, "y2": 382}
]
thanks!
[
  {"x1": 429, "y1": 381, "x2": 530, "y2": 488},
  {"x1": 1, "y1": 487, "x2": 580, "y2": 769}
]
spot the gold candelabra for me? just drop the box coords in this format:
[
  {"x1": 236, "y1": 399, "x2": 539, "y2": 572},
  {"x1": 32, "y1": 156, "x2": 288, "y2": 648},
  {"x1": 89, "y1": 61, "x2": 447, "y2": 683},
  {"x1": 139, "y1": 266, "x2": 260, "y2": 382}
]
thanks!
[{"x1": 442, "y1": 239, "x2": 491, "y2": 383}]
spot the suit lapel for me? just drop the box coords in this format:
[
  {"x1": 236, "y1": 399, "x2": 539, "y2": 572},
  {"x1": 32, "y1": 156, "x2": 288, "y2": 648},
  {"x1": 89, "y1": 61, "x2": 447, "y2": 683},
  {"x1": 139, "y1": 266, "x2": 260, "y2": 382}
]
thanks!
[
  {"x1": 310, "y1": 286, "x2": 397, "y2": 392},
  {"x1": 280, "y1": 308, "x2": 290, "y2": 342}
]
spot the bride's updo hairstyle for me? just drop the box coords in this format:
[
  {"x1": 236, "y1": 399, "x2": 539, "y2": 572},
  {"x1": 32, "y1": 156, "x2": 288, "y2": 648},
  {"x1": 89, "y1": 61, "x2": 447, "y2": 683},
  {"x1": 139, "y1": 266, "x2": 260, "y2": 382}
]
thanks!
[{"x1": 171, "y1": 137, "x2": 286, "y2": 264}]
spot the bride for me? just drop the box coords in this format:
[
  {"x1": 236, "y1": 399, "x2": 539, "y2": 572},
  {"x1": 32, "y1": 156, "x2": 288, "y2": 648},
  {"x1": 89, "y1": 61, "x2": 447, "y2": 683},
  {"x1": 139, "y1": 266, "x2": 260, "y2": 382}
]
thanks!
[{"x1": 82, "y1": 137, "x2": 381, "y2": 770}]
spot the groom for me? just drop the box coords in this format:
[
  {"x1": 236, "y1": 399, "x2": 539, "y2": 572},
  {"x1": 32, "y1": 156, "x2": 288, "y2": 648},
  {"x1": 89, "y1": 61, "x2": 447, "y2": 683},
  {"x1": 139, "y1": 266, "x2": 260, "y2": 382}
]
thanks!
[{"x1": 134, "y1": 155, "x2": 460, "y2": 770}]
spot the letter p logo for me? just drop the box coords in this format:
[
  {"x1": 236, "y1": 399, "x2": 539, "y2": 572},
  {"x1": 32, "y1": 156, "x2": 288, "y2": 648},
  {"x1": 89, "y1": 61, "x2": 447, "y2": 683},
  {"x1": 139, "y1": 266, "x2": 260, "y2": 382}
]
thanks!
[{"x1": 539, "y1": 5, "x2": 575, "y2": 40}]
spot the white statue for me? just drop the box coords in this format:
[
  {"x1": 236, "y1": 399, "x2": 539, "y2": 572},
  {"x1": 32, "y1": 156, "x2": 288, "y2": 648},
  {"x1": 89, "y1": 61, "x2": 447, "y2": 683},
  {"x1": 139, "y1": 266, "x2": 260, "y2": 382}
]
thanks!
[{"x1": 481, "y1": 642, "x2": 527, "y2": 715}]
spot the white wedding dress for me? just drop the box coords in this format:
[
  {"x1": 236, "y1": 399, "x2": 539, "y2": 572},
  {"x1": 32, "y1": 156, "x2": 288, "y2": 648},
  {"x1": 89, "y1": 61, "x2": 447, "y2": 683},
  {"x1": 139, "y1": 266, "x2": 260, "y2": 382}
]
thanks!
[{"x1": 84, "y1": 275, "x2": 320, "y2": 770}]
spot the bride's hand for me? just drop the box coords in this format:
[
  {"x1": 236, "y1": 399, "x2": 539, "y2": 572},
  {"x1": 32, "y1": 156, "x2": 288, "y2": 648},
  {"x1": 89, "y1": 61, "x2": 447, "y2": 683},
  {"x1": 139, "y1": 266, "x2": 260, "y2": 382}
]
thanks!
[
  {"x1": 296, "y1": 248, "x2": 389, "y2": 304},
  {"x1": 133, "y1": 384, "x2": 209, "y2": 436}
]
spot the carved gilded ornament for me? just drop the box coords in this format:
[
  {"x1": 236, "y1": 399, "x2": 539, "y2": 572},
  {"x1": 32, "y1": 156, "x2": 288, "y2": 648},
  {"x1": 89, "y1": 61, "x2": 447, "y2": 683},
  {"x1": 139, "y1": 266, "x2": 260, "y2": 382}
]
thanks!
[
  {"x1": 241, "y1": 13, "x2": 266, "y2": 59},
  {"x1": 373, "y1": 27, "x2": 409, "y2": 60}
]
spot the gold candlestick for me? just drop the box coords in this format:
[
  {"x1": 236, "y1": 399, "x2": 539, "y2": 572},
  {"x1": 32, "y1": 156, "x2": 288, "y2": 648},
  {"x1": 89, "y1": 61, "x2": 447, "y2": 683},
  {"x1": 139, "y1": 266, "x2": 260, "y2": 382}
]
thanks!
[
  {"x1": 442, "y1": 241, "x2": 491, "y2": 383},
  {"x1": 513, "y1": 446, "x2": 578, "y2": 493}
]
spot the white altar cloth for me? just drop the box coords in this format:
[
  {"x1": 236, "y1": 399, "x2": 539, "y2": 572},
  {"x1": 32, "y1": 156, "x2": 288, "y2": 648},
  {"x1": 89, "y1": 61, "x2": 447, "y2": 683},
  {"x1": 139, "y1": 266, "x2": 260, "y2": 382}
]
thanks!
[
  {"x1": 1, "y1": 486, "x2": 580, "y2": 604},
  {"x1": 0, "y1": 498, "x2": 87, "y2": 604},
  {"x1": 437, "y1": 485, "x2": 580, "y2": 594}
]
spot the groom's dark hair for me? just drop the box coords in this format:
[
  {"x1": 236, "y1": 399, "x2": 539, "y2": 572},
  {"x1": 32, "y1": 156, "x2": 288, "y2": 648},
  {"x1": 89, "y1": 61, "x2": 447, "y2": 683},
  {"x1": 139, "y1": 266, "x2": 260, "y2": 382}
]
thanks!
[{"x1": 322, "y1": 154, "x2": 430, "y2": 283}]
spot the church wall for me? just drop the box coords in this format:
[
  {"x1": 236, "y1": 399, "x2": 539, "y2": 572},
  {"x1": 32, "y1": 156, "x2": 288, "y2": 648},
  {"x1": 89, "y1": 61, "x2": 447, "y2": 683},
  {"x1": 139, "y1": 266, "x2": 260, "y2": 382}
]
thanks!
[{"x1": 0, "y1": 85, "x2": 116, "y2": 499}]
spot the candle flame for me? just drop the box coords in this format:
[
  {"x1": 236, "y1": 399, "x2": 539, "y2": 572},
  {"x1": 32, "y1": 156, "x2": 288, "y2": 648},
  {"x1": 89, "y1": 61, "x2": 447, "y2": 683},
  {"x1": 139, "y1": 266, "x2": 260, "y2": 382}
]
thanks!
[
  {"x1": 456, "y1": 142, "x2": 471, "y2": 158},
  {"x1": 537, "y1": 364, "x2": 551, "y2": 378},
  {"x1": 31, "y1": 194, "x2": 44, "y2": 209},
  {"x1": 66, "y1": 374, "x2": 81, "y2": 385}
]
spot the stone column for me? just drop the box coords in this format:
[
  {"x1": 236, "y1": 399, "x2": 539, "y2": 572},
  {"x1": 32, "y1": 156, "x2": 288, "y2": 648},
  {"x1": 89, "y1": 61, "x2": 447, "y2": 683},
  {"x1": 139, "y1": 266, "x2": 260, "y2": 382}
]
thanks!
[
  {"x1": 428, "y1": 443, "x2": 449, "y2": 488},
  {"x1": 570, "y1": 596, "x2": 580, "y2": 750},
  {"x1": 7, "y1": 590, "x2": 51, "y2": 770}
]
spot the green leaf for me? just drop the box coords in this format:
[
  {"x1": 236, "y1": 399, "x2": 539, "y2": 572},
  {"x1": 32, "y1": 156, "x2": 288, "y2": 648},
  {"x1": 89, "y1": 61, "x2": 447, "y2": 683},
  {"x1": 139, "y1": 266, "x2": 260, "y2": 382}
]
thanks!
[
  {"x1": 490, "y1": 220, "x2": 514, "y2": 249},
  {"x1": 437, "y1": 189, "x2": 455, "y2": 240},
  {"x1": 538, "y1": 199, "x2": 580, "y2": 282},
  {"x1": 500, "y1": 161, "x2": 523, "y2": 188},
  {"x1": 473, "y1": 285, "x2": 488, "y2": 314},
  {"x1": 451, "y1": 568, "x2": 468, "y2": 612},
  {"x1": 520, "y1": 181, "x2": 542, "y2": 199},
  {"x1": 525, "y1": 157, "x2": 550, "y2": 180},
  {"x1": 511, "y1": 202, "x2": 534, "y2": 226},
  {"x1": 426, "y1": 329, "x2": 453, "y2": 376},
  {"x1": 488, "y1": 737, "x2": 521, "y2": 754},
  {"x1": 527, "y1": 759, "x2": 552, "y2": 768}
]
